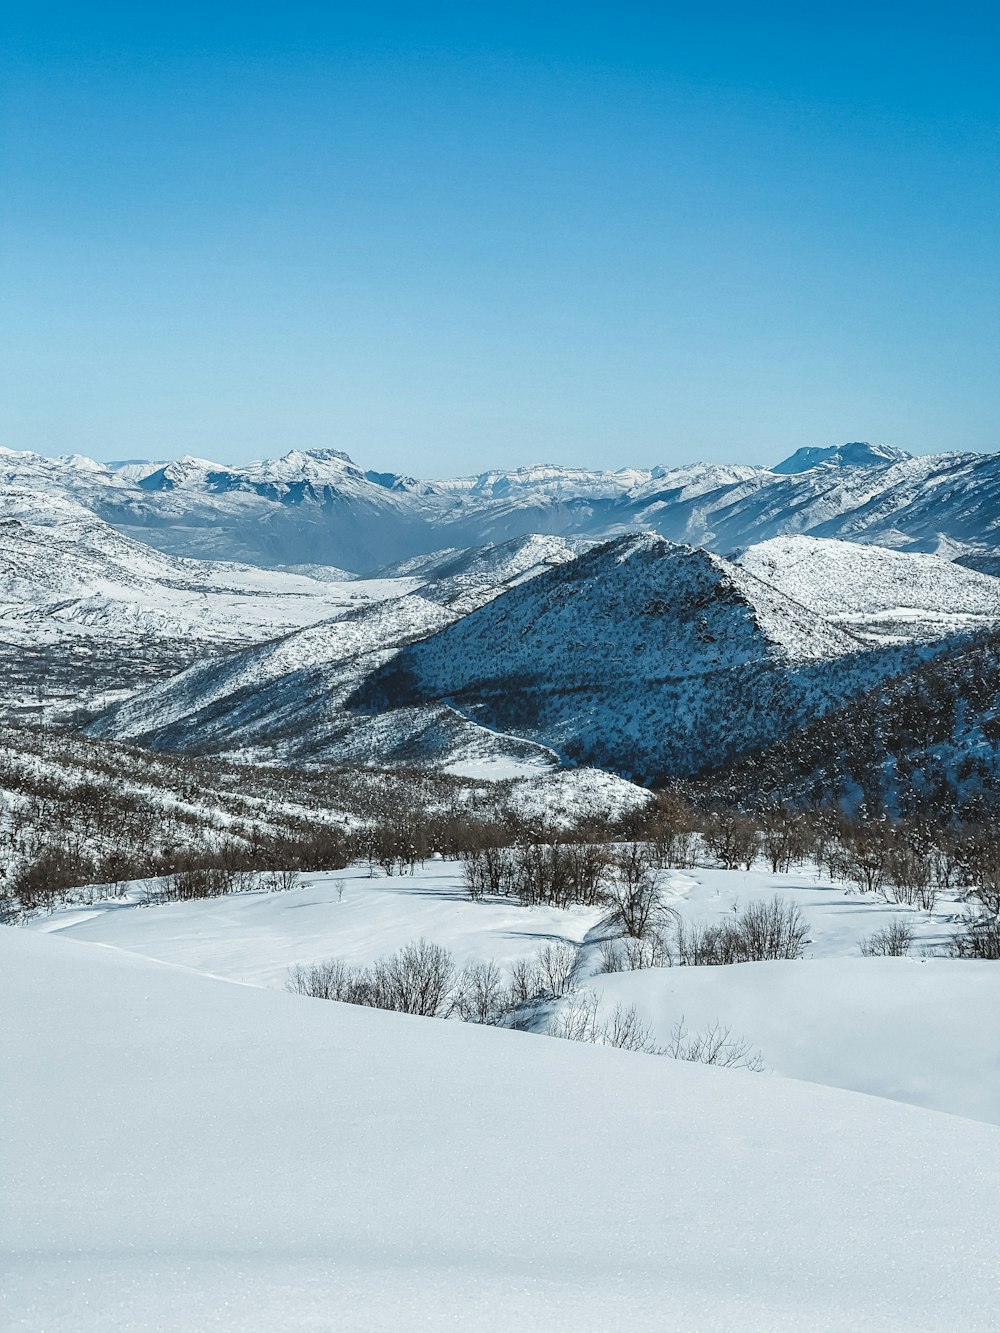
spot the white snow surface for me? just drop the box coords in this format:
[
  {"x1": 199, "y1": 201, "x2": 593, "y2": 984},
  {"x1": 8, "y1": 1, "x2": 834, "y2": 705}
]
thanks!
[
  {"x1": 5, "y1": 922, "x2": 1000, "y2": 1332},
  {"x1": 25, "y1": 858, "x2": 998, "y2": 1123}
]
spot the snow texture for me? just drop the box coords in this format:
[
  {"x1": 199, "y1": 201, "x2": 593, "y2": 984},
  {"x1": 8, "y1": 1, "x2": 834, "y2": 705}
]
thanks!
[{"x1": 5, "y1": 922, "x2": 1000, "y2": 1332}]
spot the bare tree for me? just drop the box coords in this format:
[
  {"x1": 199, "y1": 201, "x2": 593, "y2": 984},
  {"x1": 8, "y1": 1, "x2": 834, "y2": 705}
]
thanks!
[{"x1": 535, "y1": 941, "x2": 579, "y2": 997}]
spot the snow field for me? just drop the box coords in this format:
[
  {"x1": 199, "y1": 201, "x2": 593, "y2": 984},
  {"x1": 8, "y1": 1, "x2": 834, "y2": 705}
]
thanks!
[
  {"x1": 4, "y1": 925, "x2": 1000, "y2": 1332},
  {"x1": 25, "y1": 857, "x2": 1000, "y2": 1124}
]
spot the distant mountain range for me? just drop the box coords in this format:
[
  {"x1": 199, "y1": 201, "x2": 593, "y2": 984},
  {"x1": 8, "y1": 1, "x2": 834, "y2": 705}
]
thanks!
[{"x1": 3, "y1": 440, "x2": 1000, "y2": 572}]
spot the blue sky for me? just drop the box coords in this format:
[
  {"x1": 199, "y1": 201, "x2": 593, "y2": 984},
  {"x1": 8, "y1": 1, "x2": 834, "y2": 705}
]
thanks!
[{"x1": 1, "y1": 2, "x2": 997, "y2": 473}]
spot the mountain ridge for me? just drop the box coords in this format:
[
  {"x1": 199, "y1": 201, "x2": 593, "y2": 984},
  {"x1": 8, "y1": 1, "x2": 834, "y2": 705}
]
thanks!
[{"x1": 3, "y1": 441, "x2": 999, "y2": 572}]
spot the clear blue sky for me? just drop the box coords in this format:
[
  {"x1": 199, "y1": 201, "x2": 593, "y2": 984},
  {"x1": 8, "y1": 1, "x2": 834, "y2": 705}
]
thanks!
[{"x1": 1, "y1": 2, "x2": 997, "y2": 474}]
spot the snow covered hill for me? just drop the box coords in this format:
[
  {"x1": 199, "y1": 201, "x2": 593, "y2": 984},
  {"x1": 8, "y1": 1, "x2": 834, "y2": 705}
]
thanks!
[
  {"x1": 92, "y1": 530, "x2": 974, "y2": 779},
  {"x1": 351, "y1": 534, "x2": 945, "y2": 779},
  {"x1": 5, "y1": 439, "x2": 1000, "y2": 572},
  {"x1": 0, "y1": 487, "x2": 411, "y2": 720},
  {"x1": 24, "y1": 854, "x2": 1000, "y2": 1122},
  {"x1": 86, "y1": 535, "x2": 604, "y2": 768},
  {"x1": 737, "y1": 534, "x2": 1000, "y2": 643},
  {"x1": 5, "y1": 924, "x2": 999, "y2": 1332}
]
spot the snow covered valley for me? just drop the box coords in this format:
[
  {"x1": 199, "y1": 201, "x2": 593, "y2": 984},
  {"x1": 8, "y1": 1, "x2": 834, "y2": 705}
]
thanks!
[{"x1": 7, "y1": 854, "x2": 1000, "y2": 1330}]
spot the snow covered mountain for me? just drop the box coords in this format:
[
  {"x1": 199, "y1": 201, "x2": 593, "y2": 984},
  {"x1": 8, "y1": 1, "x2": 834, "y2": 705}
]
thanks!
[
  {"x1": 4, "y1": 439, "x2": 1000, "y2": 572},
  {"x1": 770, "y1": 441, "x2": 912, "y2": 473},
  {"x1": 349, "y1": 534, "x2": 949, "y2": 780},
  {"x1": 0, "y1": 487, "x2": 413, "y2": 721},
  {"x1": 736, "y1": 535, "x2": 1000, "y2": 643}
]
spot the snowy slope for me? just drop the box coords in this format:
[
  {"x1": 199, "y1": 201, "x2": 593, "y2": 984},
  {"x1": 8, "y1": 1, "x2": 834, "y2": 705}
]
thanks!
[
  {"x1": 5, "y1": 925, "x2": 999, "y2": 1332},
  {"x1": 738, "y1": 535, "x2": 1000, "y2": 642},
  {"x1": 27, "y1": 856, "x2": 1000, "y2": 1122},
  {"x1": 0, "y1": 494, "x2": 399, "y2": 643},
  {"x1": 87, "y1": 535, "x2": 599, "y2": 767},
  {"x1": 87, "y1": 594, "x2": 459, "y2": 749},
  {"x1": 414, "y1": 532, "x2": 595, "y2": 613},
  {"x1": 0, "y1": 487, "x2": 416, "y2": 720}
]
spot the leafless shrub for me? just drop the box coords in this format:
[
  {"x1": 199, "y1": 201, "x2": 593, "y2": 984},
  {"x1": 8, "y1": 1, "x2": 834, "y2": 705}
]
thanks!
[
  {"x1": 737, "y1": 896, "x2": 809, "y2": 960},
  {"x1": 599, "y1": 930, "x2": 673, "y2": 972},
  {"x1": 702, "y1": 812, "x2": 760, "y2": 870},
  {"x1": 674, "y1": 896, "x2": 808, "y2": 965},
  {"x1": 881, "y1": 845, "x2": 935, "y2": 910},
  {"x1": 665, "y1": 1017, "x2": 765, "y2": 1071},
  {"x1": 461, "y1": 843, "x2": 517, "y2": 900},
  {"x1": 601, "y1": 1002, "x2": 659, "y2": 1051},
  {"x1": 646, "y1": 791, "x2": 699, "y2": 869},
  {"x1": 286, "y1": 940, "x2": 457, "y2": 1017},
  {"x1": 548, "y1": 990, "x2": 601, "y2": 1042},
  {"x1": 509, "y1": 956, "x2": 544, "y2": 1005},
  {"x1": 266, "y1": 868, "x2": 300, "y2": 893},
  {"x1": 453, "y1": 960, "x2": 515, "y2": 1025},
  {"x1": 371, "y1": 939, "x2": 457, "y2": 1016},
  {"x1": 859, "y1": 918, "x2": 914, "y2": 956},
  {"x1": 605, "y1": 843, "x2": 675, "y2": 941},
  {"x1": 950, "y1": 910, "x2": 1000, "y2": 960},
  {"x1": 546, "y1": 993, "x2": 658, "y2": 1053},
  {"x1": 286, "y1": 958, "x2": 360, "y2": 1002}
]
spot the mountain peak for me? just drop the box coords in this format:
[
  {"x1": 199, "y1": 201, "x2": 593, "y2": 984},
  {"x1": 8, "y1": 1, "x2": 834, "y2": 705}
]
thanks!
[{"x1": 771, "y1": 442, "x2": 911, "y2": 475}]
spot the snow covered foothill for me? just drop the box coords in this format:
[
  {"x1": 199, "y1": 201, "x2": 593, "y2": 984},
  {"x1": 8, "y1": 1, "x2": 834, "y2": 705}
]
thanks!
[
  {"x1": 0, "y1": 484, "x2": 425, "y2": 719},
  {"x1": 738, "y1": 534, "x2": 1000, "y2": 643},
  {"x1": 84, "y1": 534, "x2": 604, "y2": 768},
  {"x1": 565, "y1": 863, "x2": 1000, "y2": 1124},
  {"x1": 4, "y1": 924, "x2": 1000, "y2": 1333},
  {"x1": 581, "y1": 956, "x2": 1000, "y2": 1125},
  {"x1": 86, "y1": 593, "x2": 460, "y2": 750},
  {"x1": 27, "y1": 862, "x2": 608, "y2": 988}
]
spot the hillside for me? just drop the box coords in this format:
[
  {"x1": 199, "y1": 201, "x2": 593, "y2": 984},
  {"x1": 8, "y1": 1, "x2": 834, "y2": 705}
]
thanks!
[
  {"x1": 736, "y1": 535, "x2": 1000, "y2": 643},
  {"x1": 351, "y1": 534, "x2": 942, "y2": 780},
  {"x1": 6, "y1": 925, "x2": 999, "y2": 1332},
  {"x1": 0, "y1": 487, "x2": 407, "y2": 721},
  {"x1": 704, "y1": 628, "x2": 1000, "y2": 819},
  {"x1": 87, "y1": 535, "x2": 599, "y2": 768}
]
